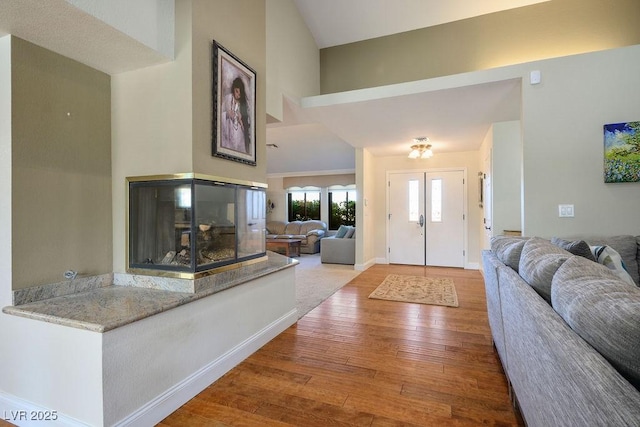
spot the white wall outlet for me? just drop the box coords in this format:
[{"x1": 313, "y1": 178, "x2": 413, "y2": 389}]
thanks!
[{"x1": 558, "y1": 204, "x2": 574, "y2": 217}]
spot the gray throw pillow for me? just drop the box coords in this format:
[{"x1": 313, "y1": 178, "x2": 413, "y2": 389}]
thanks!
[
  {"x1": 343, "y1": 227, "x2": 355, "y2": 239},
  {"x1": 551, "y1": 237, "x2": 596, "y2": 261},
  {"x1": 335, "y1": 225, "x2": 349, "y2": 238},
  {"x1": 552, "y1": 255, "x2": 640, "y2": 390},
  {"x1": 490, "y1": 235, "x2": 528, "y2": 272},
  {"x1": 519, "y1": 237, "x2": 572, "y2": 303}
]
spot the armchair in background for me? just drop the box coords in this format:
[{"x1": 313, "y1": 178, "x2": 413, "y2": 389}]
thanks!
[{"x1": 321, "y1": 225, "x2": 355, "y2": 265}]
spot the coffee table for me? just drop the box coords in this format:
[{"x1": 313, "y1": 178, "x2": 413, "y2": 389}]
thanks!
[{"x1": 266, "y1": 238, "x2": 301, "y2": 257}]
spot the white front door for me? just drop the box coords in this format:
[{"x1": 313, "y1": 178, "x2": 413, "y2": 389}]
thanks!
[
  {"x1": 388, "y1": 170, "x2": 465, "y2": 267},
  {"x1": 388, "y1": 172, "x2": 425, "y2": 265},
  {"x1": 425, "y1": 170, "x2": 464, "y2": 268}
]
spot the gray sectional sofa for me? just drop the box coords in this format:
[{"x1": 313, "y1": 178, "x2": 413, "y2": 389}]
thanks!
[{"x1": 482, "y1": 235, "x2": 640, "y2": 426}]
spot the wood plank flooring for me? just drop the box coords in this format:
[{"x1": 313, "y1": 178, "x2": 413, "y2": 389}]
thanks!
[{"x1": 159, "y1": 263, "x2": 523, "y2": 426}]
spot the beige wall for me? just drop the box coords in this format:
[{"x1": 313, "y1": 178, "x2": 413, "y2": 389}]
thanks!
[
  {"x1": 282, "y1": 173, "x2": 354, "y2": 188},
  {"x1": 0, "y1": 36, "x2": 12, "y2": 302},
  {"x1": 111, "y1": 0, "x2": 194, "y2": 273},
  {"x1": 320, "y1": 0, "x2": 640, "y2": 93},
  {"x1": 112, "y1": 0, "x2": 267, "y2": 273},
  {"x1": 265, "y1": 176, "x2": 286, "y2": 222},
  {"x1": 357, "y1": 148, "x2": 376, "y2": 268},
  {"x1": 11, "y1": 37, "x2": 112, "y2": 290},
  {"x1": 266, "y1": 0, "x2": 320, "y2": 122},
  {"x1": 191, "y1": 0, "x2": 266, "y2": 181},
  {"x1": 521, "y1": 45, "x2": 640, "y2": 237},
  {"x1": 491, "y1": 121, "x2": 522, "y2": 236}
]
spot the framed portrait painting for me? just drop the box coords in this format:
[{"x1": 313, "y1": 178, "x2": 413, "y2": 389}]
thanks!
[{"x1": 212, "y1": 40, "x2": 257, "y2": 165}]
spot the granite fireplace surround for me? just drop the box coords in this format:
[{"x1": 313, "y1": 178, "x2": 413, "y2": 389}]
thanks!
[{"x1": 3, "y1": 253, "x2": 296, "y2": 332}]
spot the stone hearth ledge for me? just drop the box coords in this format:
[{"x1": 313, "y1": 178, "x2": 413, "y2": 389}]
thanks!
[{"x1": 2, "y1": 252, "x2": 297, "y2": 333}]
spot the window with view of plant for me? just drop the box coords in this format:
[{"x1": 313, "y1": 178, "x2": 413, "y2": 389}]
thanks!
[
  {"x1": 287, "y1": 191, "x2": 320, "y2": 221},
  {"x1": 329, "y1": 189, "x2": 356, "y2": 230}
]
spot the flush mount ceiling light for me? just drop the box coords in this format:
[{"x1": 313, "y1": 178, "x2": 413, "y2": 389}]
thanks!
[{"x1": 408, "y1": 137, "x2": 433, "y2": 159}]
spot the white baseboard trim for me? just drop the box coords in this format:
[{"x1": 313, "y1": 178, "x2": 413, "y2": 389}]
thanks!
[
  {"x1": 116, "y1": 308, "x2": 298, "y2": 427},
  {"x1": 0, "y1": 309, "x2": 298, "y2": 427},
  {"x1": 354, "y1": 258, "x2": 377, "y2": 271},
  {"x1": 465, "y1": 262, "x2": 480, "y2": 270}
]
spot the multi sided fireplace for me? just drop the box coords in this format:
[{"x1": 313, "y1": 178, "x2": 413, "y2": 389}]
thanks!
[{"x1": 127, "y1": 174, "x2": 267, "y2": 278}]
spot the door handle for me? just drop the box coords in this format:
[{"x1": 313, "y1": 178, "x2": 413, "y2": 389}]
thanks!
[{"x1": 419, "y1": 214, "x2": 425, "y2": 227}]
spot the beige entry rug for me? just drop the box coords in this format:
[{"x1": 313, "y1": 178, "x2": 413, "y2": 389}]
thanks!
[{"x1": 369, "y1": 274, "x2": 459, "y2": 307}]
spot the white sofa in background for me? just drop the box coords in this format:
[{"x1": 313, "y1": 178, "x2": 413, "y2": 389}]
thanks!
[{"x1": 266, "y1": 220, "x2": 326, "y2": 254}]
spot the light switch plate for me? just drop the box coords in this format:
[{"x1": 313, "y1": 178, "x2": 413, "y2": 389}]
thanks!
[
  {"x1": 558, "y1": 204, "x2": 574, "y2": 217},
  {"x1": 530, "y1": 70, "x2": 541, "y2": 85}
]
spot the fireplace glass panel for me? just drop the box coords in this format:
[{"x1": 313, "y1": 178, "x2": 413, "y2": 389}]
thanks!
[
  {"x1": 194, "y1": 182, "x2": 236, "y2": 269},
  {"x1": 128, "y1": 176, "x2": 266, "y2": 276},
  {"x1": 129, "y1": 180, "x2": 193, "y2": 271},
  {"x1": 237, "y1": 187, "x2": 266, "y2": 258}
]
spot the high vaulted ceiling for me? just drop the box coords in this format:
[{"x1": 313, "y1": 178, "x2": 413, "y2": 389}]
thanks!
[
  {"x1": 294, "y1": 0, "x2": 550, "y2": 49},
  {"x1": 267, "y1": 1, "x2": 541, "y2": 175}
]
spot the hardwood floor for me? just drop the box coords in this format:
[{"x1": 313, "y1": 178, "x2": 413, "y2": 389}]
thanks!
[{"x1": 159, "y1": 264, "x2": 523, "y2": 426}]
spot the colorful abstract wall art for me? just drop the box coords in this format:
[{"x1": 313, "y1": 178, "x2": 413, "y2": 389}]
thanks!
[{"x1": 604, "y1": 121, "x2": 640, "y2": 183}]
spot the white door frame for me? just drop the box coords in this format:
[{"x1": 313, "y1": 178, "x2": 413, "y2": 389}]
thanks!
[{"x1": 385, "y1": 167, "x2": 469, "y2": 268}]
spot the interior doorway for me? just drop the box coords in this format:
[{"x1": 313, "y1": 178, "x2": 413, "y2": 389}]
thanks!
[{"x1": 387, "y1": 169, "x2": 465, "y2": 267}]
